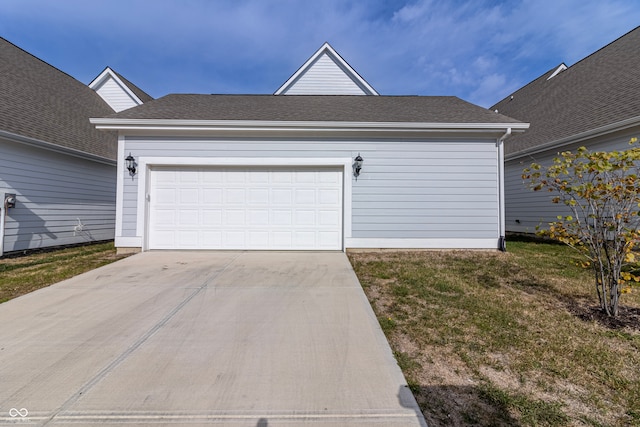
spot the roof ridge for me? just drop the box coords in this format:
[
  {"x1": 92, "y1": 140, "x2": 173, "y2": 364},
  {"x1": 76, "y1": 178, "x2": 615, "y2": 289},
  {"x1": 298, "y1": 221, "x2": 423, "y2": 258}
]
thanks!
[{"x1": 563, "y1": 25, "x2": 640, "y2": 70}]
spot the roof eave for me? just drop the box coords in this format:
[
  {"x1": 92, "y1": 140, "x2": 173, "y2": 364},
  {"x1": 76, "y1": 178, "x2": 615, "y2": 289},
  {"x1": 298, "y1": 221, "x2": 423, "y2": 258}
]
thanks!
[
  {"x1": 0, "y1": 129, "x2": 116, "y2": 165},
  {"x1": 506, "y1": 115, "x2": 640, "y2": 161}
]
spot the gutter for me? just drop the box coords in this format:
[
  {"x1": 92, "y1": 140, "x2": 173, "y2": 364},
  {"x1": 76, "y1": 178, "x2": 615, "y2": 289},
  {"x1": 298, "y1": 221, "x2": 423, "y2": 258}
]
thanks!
[{"x1": 90, "y1": 118, "x2": 530, "y2": 134}]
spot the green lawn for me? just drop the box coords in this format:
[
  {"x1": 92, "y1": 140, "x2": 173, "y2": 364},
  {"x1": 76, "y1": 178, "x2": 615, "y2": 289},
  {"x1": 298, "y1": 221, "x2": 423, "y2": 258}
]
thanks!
[
  {"x1": 0, "y1": 242, "x2": 128, "y2": 303},
  {"x1": 349, "y1": 240, "x2": 640, "y2": 426}
]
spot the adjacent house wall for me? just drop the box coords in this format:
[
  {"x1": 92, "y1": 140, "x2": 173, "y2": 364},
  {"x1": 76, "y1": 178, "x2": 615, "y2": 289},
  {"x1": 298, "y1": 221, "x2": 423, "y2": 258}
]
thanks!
[
  {"x1": 0, "y1": 137, "x2": 116, "y2": 253},
  {"x1": 505, "y1": 128, "x2": 640, "y2": 233},
  {"x1": 118, "y1": 136, "x2": 501, "y2": 249}
]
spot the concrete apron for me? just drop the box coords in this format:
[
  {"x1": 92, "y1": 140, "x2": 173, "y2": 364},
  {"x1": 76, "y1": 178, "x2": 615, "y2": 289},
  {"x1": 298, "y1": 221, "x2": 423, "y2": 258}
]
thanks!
[{"x1": 0, "y1": 251, "x2": 426, "y2": 426}]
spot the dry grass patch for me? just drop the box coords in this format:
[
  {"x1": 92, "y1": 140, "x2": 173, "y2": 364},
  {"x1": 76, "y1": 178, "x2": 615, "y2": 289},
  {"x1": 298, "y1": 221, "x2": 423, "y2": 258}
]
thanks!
[
  {"x1": 0, "y1": 242, "x2": 129, "y2": 303},
  {"x1": 349, "y1": 240, "x2": 640, "y2": 426}
]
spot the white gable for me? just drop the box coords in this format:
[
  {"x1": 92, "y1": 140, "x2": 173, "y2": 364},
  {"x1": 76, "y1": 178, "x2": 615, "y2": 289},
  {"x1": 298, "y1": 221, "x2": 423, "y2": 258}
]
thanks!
[
  {"x1": 89, "y1": 67, "x2": 144, "y2": 112},
  {"x1": 547, "y1": 63, "x2": 568, "y2": 80},
  {"x1": 275, "y1": 43, "x2": 378, "y2": 96}
]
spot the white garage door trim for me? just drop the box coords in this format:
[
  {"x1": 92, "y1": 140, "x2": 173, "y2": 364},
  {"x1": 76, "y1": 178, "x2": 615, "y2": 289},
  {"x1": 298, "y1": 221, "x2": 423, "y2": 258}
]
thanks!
[{"x1": 137, "y1": 157, "x2": 353, "y2": 251}]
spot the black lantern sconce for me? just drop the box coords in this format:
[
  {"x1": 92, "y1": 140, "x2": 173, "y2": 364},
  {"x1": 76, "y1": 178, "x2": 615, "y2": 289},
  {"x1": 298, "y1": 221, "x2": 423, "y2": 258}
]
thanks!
[
  {"x1": 353, "y1": 153, "x2": 363, "y2": 180},
  {"x1": 125, "y1": 153, "x2": 137, "y2": 178}
]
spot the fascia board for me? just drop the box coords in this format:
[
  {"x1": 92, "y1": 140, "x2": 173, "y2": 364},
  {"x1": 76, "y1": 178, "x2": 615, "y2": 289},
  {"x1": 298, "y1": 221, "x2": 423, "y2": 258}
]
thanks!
[{"x1": 91, "y1": 118, "x2": 529, "y2": 134}]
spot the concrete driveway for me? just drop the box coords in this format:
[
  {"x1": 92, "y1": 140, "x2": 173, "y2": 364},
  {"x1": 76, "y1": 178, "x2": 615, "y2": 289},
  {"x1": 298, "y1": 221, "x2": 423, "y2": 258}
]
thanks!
[{"x1": 0, "y1": 251, "x2": 426, "y2": 426}]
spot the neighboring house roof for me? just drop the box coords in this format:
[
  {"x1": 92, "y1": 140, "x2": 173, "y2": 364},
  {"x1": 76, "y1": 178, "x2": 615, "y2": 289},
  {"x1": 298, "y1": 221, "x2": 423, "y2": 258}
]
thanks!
[
  {"x1": 89, "y1": 66, "x2": 153, "y2": 112},
  {"x1": 491, "y1": 25, "x2": 640, "y2": 157},
  {"x1": 275, "y1": 42, "x2": 378, "y2": 95},
  {"x1": 101, "y1": 94, "x2": 522, "y2": 124},
  {"x1": 0, "y1": 37, "x2": 118, "y2": 161}
]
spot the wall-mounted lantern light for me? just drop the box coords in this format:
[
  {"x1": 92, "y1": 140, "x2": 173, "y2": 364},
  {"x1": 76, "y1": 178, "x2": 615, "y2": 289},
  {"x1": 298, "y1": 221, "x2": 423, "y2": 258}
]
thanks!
[
  {"x1": 125, "y1": 153, "x2": 137, "y2": 177},
  {"x1": 353, "y1": 153, "x2": 363, "y2": 180}
]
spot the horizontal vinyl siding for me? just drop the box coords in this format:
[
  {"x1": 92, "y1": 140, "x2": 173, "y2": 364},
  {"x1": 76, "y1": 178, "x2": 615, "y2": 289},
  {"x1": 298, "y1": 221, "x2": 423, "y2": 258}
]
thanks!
[
  {"x1": 94, "y1": 77, "x2": 138, "y2": 113},
  {"x1": 0, "y1": 138, "x2": 116, "y2": 253},
  {"x1": 282, "y1": 54, "x2": 368, "y2": 95},
  {"x1": 122, "y1": 137, "x2": 499, "y2": 242},
  {"x1": 505, "y1": 129, "x2": 640, "y2": 233}
]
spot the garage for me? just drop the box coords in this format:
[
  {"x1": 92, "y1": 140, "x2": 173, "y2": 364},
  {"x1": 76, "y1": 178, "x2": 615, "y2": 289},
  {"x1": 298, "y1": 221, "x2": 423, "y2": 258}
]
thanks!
[{"x1": 148, "y1": 166, "x2": 343, "y2": 250}]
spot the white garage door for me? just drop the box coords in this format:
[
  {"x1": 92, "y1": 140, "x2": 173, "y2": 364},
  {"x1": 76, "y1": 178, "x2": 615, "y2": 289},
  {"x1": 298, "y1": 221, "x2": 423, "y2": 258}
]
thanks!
[{"x1": 148, "y1": 166, "x2": 343, "y2": 250}]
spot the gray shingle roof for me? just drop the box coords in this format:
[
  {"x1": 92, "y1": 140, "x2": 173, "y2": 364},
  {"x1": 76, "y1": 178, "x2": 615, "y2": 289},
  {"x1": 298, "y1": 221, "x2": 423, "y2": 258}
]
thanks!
[
  {"x1": 0, "y1": 37, "x2": 117, "y2": 160},
  {"x1": 491, "y1": 26, "x2": 640, "y2": 156},
  {"x1": 110, "y1": 68, "x2": 154, "y2": 103},
  {"x1": 109, "y1": 94, "x2": 522, "y2": 124}
]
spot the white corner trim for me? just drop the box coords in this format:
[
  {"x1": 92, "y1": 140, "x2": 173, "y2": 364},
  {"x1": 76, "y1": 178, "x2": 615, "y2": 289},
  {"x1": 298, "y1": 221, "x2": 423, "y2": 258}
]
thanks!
[
  {"x1": 275, "y1": 42, "x2": 378, "y2": 95},
  {"x1": 115, "y1": 135, "x2": 125, "y2": 237},
  {"x1": 135, "y1": 156, "x2": 353, "y2": 251},
  {"x1": 345, "y1": 238, "x2": 500, "y2": 250},
  {"x1": 115, "y1": 236, "x2": 143, "y2": 247}
]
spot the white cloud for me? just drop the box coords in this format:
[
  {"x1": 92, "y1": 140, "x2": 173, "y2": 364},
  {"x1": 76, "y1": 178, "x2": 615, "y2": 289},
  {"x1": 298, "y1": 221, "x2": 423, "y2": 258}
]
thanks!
[{"x1": 1, "y1": 0, "x2": 639, "y2": 105}]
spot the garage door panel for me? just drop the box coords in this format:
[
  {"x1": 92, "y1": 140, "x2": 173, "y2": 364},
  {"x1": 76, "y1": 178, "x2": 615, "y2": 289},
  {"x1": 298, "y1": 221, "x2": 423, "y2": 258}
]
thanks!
[
  {"x1": 180, "y1": 189, "x2": 199, "y2": 203},
  {"x1": 178, "y1": 209, "x2": 198, "y2": 225},
  {"x1": 249, "y1": 209, "x2": 269, "y2": 225},
  {"x1": 225, "y1": 210, "x2": 246, "y2": 225},
  {"x1": 202, "y1": 231, "x2": 222, "y2": 245},
  {"x1": 272, "y1": 172, "x2": 292, "y2": 183},
  {"x1": 225, "y1": 188, "x2": 246, "y2": 203},
  {"x1": 319, "y1": 231, "x2": 341, "y2": 247},
  {"x1": 319, "y1": 188, "x2": 341, "y2": 204},
  {"x1": 295, "y1": 210, "x2": 315, "y2": 225},
  {"x1": 203, "y1": 189, "x2": 223, "y2": 204},
  {"x1": 272, "y1": 189, "x2": 292, "y2": 204},
  {"x1": 149, "y1": 167, "x2": 343, "y2": 250},
  {"x1": 155, "y1": 188, "x2": 176, "y2": 204},
  {"x1": 319, "y1": 210, "x2": 340, "y2": 225},
  {"x1": 202, "y1": 210, "x2": 222, "y2": 225},
  {"x1": 248, "y1": 189, "x2": 269, "y2": 204},
  {"x1": 295, "y1": 189, "x2": 315, "y2": 204}
]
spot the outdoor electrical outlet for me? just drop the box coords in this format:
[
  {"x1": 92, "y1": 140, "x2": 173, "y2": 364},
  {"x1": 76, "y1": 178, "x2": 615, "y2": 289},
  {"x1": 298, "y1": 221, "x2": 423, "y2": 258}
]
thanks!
[{"x1": 5, "y1": 194, "x2": 16, "y2": 209}]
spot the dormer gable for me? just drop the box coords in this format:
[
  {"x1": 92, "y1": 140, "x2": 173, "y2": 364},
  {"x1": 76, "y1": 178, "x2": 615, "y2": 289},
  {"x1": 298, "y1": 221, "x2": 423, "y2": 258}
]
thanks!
[
  {"x1": 547, "y1": 63, "x2": 568, "y2": 80},
  {"x1": 89, "y1": 67, "x2": 150, "y2": 112},
  {"x1": 275, "y1": 42, "x2": 378, "y2": 95}
]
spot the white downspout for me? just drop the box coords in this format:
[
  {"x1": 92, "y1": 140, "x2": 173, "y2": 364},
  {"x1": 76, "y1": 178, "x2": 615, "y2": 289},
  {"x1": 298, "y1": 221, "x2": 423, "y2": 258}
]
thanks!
[
  {"x1": 497, "y1": 128, "x2": 511, "y2": 251},
  {"x1": 0, "y1": 199, "x2": 6, "y2": 257}
]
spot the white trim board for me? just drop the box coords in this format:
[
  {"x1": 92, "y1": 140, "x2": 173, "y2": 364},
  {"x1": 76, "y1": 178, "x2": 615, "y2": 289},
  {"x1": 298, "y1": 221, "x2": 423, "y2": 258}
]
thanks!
[{"x1": 345, "y1": 238, "x2": 500, "y2": 250}]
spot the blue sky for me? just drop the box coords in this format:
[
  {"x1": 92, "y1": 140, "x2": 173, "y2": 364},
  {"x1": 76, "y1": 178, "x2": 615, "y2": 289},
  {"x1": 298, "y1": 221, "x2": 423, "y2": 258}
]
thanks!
[{"x1": 1, "y1": 0, "x2": 639, "y2": 107}]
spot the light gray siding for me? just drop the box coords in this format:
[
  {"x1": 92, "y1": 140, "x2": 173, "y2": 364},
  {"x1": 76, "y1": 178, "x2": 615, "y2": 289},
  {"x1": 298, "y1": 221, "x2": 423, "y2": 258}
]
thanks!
[
  {"x1": 505, "y1": 129, "x2": 640, "y2": 233},
  {"x1": 0, "y1": 137, "x2": 116, "y2": 253},
  {"x1": 280, "y1": 54, "x2": 369, "y2": 95},
  {"x1": 122, "y1": 137, "x2": 499, "y2": 241}
]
